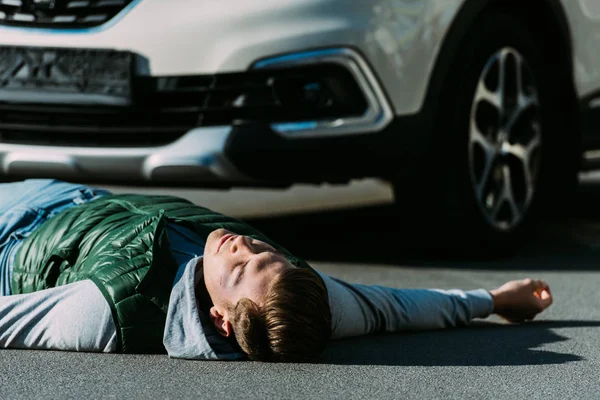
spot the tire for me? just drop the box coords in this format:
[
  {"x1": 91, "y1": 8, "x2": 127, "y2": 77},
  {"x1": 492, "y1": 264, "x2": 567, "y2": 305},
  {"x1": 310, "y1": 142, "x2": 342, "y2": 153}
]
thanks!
[{"x1": 393, "y1": 11, "x2": 579, "y2": 257}]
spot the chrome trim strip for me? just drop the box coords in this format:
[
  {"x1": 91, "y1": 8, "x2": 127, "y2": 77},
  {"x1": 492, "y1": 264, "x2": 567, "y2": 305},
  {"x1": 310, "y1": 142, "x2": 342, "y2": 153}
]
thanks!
[
  {"x1": 0, "y1": 0, "x2": 142, "y2": 34},
  {"x1": 253, "y1": 48, "x2": 394, "y2": 139},
  {"x1": 0, "y1": 126, "x2": 254, "y2": 183}
]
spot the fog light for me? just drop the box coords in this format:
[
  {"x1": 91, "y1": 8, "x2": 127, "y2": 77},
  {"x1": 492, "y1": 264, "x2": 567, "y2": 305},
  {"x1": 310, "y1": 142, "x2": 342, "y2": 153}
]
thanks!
[
  {"x1": 272, "y1": 63, "x2": 368, "y2": 120},
  {"x1": 302, "y1": 82, "x2": 323, "y2": 104}
]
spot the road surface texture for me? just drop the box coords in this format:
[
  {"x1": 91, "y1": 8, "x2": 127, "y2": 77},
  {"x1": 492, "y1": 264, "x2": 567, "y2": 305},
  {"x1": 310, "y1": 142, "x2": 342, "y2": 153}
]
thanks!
[{"x1": 2, "y1": 179, "x2": 600, "y2": 399}]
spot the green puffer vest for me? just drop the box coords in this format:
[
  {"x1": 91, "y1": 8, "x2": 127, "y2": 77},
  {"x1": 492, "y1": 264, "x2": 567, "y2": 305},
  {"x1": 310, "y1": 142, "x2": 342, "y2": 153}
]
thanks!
[{"x1": 11, "y1": 194, "x2": 312, "y2": 354}]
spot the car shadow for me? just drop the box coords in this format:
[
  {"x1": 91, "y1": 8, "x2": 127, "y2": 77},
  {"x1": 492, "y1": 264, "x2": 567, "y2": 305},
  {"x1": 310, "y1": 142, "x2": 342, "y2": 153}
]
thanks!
[
  {"x1": 244, "y1": 186, "x2": 600, "y2": 270},
  {"x1": 318, "y1": 320, "x2": 598, "y2": 366}
]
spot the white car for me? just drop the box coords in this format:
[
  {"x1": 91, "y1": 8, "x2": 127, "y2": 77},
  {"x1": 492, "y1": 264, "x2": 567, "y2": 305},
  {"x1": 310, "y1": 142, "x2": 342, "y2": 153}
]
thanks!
[{"x1": 0, "y1": 0, "x2": 597, "y2": 253}]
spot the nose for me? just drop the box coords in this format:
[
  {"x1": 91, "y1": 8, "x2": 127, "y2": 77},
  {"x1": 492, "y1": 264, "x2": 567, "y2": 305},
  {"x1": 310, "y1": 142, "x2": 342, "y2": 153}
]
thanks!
[{"x1": 230, "y1": 235, "x2": 253, "y2": 255}]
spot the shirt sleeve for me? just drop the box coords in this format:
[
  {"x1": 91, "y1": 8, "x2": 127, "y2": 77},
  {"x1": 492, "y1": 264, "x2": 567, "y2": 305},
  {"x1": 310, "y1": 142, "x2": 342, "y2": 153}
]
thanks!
[
  {"x1": 0, "y1": 280, "x2": 117, "y2": 352},
  {"x1": 318, "y1": 272, "x2": 495, "y2": 340}
]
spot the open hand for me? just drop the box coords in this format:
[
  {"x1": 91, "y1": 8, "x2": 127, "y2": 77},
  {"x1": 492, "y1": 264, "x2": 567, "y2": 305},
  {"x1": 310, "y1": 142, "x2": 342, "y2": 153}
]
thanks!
[{"x1": 489, "y1": 279, "x2": 553, "y2": 323}]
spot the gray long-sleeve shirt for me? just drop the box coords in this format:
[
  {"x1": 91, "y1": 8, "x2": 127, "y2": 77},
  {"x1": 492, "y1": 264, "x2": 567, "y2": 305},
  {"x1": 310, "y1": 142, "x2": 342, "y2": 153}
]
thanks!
[
  {"x1": 0, "y1": 258, "x2": 493, "y2": 356},
  {"x1": 0, "y1": 280, "x2": 117, "y2": 352},
  {"x1": 319, "y1": 273, "x2": 493, "y2": 339}
]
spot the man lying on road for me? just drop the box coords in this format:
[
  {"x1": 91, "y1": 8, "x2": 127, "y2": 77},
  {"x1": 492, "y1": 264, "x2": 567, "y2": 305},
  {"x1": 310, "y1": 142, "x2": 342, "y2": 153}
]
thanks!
[{"x1": 0, "y1": 180, "x2": 553, "y2": 362}]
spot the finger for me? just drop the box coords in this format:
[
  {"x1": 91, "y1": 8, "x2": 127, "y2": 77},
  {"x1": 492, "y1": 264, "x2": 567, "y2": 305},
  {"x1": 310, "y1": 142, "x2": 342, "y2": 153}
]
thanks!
[
  {"x1": 532, "y1": 279, "x2": 551, "y2": 294},
  {"x1": 540, "y1": 289, "x2": 552, "y2": 302},
  {"x1": 536, "y1": 292, "x2": 553, "y2": 310},
  {"x1": 533, "y1": 287, "x2": 551, "y2": 300}
]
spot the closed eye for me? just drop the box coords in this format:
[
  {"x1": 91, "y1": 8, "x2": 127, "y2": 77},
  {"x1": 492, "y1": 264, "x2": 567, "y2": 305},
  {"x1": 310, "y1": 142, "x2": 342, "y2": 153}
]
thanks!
[{"x1": 234, "y1": 260, "x2": 248, "y2": 286}]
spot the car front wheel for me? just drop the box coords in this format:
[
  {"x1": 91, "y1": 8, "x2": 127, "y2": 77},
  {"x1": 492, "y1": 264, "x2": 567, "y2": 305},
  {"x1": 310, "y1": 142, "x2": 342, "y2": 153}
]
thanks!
[{"x1": 393, "y1": 11, "x2": 579, "y2": 257}]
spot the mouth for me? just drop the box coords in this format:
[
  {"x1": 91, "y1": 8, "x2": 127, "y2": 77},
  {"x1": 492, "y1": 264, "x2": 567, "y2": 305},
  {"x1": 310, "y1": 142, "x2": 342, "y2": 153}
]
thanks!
[{"x1": 216, "y1": 233, "x2": 234, "y2": 254}]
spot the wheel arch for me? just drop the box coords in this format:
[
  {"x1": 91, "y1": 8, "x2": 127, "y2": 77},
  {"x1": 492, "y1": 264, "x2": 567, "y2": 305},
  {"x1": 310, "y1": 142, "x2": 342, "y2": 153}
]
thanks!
[{"x1": 423, "y1": 0, "x2": 577, "y2": 119}]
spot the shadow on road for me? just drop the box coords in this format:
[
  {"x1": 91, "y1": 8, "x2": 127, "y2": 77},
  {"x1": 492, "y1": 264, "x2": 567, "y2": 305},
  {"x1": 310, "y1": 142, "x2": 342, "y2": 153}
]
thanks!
[
  {"x1": 245, "y1": 187, "x2": 600, "y2": 270},
  {"x1": 319, "y1": 320, "x2": 599, "y2": 366}
]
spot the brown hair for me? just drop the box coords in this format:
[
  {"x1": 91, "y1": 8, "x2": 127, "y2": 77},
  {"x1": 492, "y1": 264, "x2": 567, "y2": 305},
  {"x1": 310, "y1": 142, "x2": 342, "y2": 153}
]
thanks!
[{"x1": 229, "y1": 267, "x2": 331, "y2": 362}]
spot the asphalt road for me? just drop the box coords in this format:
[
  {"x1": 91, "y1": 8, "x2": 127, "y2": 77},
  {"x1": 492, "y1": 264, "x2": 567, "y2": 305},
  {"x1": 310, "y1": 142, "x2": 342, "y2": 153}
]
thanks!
[{"x1": 2, "y1": 180, "x2": 600, "y2": 399}]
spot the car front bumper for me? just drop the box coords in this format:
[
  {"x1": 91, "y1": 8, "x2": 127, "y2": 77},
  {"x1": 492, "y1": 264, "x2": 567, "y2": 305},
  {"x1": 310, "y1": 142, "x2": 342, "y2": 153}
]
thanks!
[
  {"x1": 0, "y1": 47, "x2": 404, "y2": 186},
  {"x1": 0, "y1": 0, "x2": 464, "y2": 185}
]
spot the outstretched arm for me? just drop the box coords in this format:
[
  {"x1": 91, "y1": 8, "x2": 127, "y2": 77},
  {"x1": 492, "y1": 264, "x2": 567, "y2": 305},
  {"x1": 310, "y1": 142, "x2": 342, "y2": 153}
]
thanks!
[
  {"x1": 0, "y1": 280, "x2": 117, "y2": 352},
  {"x1": 318, "y1": 272, "x2": 553, "y2": 340}
]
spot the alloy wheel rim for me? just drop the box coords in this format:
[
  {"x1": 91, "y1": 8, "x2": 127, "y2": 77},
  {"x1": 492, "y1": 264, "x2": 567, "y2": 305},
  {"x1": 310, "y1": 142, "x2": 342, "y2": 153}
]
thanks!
[{"x1": 468, "y1": 47, "x2": 542, "y2": 232}]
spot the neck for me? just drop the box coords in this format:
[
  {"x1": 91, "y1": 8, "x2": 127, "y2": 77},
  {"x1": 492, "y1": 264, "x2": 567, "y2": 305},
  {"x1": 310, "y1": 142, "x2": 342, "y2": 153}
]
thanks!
[{"x1": 193, "y1": 258, "x2": 213, "y2": 313}]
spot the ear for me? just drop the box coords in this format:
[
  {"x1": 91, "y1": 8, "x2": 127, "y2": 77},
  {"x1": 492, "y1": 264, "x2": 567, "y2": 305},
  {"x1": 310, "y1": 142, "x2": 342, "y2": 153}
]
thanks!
[{"x1": 209, "y1": 306, "x2": 233, "y2": 337}]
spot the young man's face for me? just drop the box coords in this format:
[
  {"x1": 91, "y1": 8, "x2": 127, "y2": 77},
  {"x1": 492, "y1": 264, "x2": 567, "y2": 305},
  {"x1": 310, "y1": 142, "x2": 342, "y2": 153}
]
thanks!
[{"x1": 203, "y1": 228, "x2": 294, "y2": 337}]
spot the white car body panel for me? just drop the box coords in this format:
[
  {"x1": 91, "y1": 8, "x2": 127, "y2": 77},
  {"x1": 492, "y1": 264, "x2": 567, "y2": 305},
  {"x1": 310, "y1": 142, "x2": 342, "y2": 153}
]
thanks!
[
  {"x1": 0, "y1": 1, "x2": 597, "y2": 113},
  {"x1": 561, "y1": 0, "x2": 600, "y2": 105},
  {"x1": 0, "y1": 0, "x2": 465, "y2": 116}
]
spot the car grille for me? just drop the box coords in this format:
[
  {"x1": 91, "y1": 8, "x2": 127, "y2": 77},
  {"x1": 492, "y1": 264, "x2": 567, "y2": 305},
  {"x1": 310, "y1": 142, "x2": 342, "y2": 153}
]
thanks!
[
  {"x1": 0, "y1": 0, "x2": 134, "y2": 28},
  {"x1": 0, "y1": 103, "x2": 198, "y2": 147},
  {"x1": 140, "y1": 64, "x2": 368, "y2": 127},
  {"x1": 0, "y1": 64, "x2": 369, "y2": 147}
]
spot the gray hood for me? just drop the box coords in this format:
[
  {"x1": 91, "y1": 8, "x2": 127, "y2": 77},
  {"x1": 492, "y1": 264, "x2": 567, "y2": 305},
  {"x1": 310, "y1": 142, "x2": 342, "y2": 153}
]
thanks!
[{"x1": 163, "y1": 256, "x2": 245, "y2": 360}]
